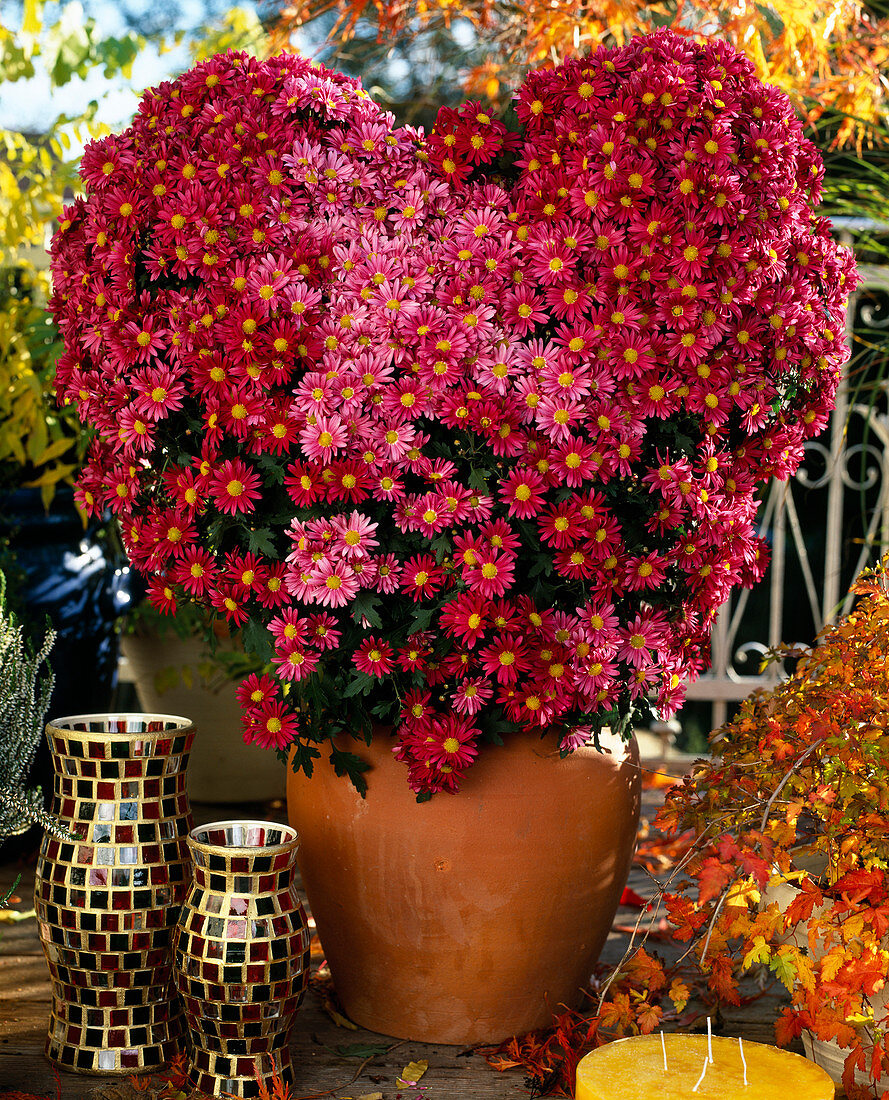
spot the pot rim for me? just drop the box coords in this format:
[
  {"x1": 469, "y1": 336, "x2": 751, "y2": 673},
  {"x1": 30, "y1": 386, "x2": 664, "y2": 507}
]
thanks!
[
  {"x1": 47, "y1": 713, "x2": 195, "y2": 739},
  {"x1": 188, "y1": 819, "x2": 299, "y2": 855}
]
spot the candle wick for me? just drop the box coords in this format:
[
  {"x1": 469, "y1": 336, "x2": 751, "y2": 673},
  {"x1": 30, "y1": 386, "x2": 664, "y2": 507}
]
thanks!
[
  {"x1": 707, "y1": 1016, "x2": 713, "y2": 1064},
  {"x1": 739, "y1": 1036, "x2": 747, "y2": 1087},
  {"x1": 661, "y1": 1030, "x2": 668, "y2": 1073},
  {"x1": 692, "y1": 1051, "x2": 709, "y2": 1093}
]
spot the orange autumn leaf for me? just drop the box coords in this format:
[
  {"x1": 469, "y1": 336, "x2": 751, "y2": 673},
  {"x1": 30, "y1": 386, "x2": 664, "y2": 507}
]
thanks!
[
  {"x1": 707, "y1": 954, "x2": 741, "y2": 1006},
  {"x1": 635, "y1": 1002, "x2": 663, "y2": 1035},
  {"x1": 775, "y1": 1007, "x2": 802, "y2": 1047},
  {"x1": 599, "y1": 991, "x2": 633, "y2": 1031},
  {"x1": 625, "y1": 948, "x2": 668, "y2": 994},
  {"x1": 669, "y1": 978, "x2": 690, "y2": 1014},
  {"x1": 487, "y1": 1056, "x2": 523, "y2": 1071}
]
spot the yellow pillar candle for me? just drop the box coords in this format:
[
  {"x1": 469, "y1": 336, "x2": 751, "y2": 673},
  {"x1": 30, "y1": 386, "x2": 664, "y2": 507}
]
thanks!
[{"x1": 576, "y1": 1034, "x2": 834, "y2": 1100}]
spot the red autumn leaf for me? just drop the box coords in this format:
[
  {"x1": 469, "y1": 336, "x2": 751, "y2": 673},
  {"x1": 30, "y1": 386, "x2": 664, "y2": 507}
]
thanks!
[
  {"x1": 845, "y1": 949, "x2": 887, "y2": 996},
  {"x1": 619, "y1": 886, "x2": 651, "y2": 910},
  {"x1": 775, "y1": 1006, "x2": 802, "y2": 1046},
  {"x1": 665, "y1": 892, "x2": 707, "y2": 941},
  {"x1": 834, "y1": 868, "x2": 886, "y2": 904},
  {"x1": 716, "y1": 835, "x2": 741, "y2": 862},
  {"x1": 863, "y1": 904, "x2": 889, "y2": 939},
  {"x1": 842, "y1": 1042, "x2": 867, "y2": 1095},
  {"x1": 871, "y1": 1037, "x2": 885, "y2": 1084},
  {"x1": 697, "y1": 857, "x2": 736, "y2": 904},
  {"x1": 735, "y1": 848, "x2": 772, "y2": 886},
  {"x1": 783, "y1": 882, "x2": 821, "y2": 926},
  {"x1": 707, "y1": 954, "x2": 741, "y2": 1005}
]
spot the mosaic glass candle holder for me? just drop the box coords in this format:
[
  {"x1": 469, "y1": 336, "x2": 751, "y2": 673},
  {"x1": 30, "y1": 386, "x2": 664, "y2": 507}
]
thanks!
[
  {"x1": 173, "y1": 820, "x2": 310, "y2": 1098},
  {"x1": 34, "y1": 713, "x2": 194, "y2": 1074}
]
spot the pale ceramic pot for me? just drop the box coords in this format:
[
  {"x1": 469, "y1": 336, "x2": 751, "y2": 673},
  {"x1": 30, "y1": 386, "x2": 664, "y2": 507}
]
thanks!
[
  {"x1": 761, "y1": 862, "x2": 889, "y2": 1089},
  {"x1": 287, "y1": 729, "x2": 641, "y2": 1044},
  {"x1": 121, "y1": 634, "x2": 284, "y2": 803},
  {"x1": 802, "y1": 1027, "x2": 889, "y2": 1090}
]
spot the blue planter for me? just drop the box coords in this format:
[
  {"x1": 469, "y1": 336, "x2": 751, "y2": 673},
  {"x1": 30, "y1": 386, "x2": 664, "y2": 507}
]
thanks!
[{"x1": 0, "y1": 488, "x2": 131, "y2": 831}]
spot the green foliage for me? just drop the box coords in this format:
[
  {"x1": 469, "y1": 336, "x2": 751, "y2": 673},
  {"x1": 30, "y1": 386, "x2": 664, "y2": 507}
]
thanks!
[
  {"x1": 0, "y1": 571, "x2": 68, "y2": 840},
  {"x1": 0, "y1": 267, "x2": 84, "y2": 502},
  {"x1": 0, "y1": 1, "x2": 267, "y2": 504}
]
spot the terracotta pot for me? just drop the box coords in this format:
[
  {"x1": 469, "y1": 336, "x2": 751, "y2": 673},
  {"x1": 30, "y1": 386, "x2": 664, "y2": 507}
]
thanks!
[{"x1": 287, "y1": 730, "x2": 640, "y2": 1044}]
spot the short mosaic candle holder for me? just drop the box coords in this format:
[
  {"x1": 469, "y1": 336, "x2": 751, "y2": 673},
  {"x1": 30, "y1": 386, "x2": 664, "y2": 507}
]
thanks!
[
  {"x1": 173, "y1": 820, "x2": 310, "y2": 1098},
  {"x1": 34, "y1": 713, "x2": 194, "y2": 1074}
]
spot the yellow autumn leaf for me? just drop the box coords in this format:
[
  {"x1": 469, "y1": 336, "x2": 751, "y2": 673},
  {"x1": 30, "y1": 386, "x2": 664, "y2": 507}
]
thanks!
[
  {"x1": 357, "y1": 1094, "x2": 384, "y2": 1100},
  {"x1": 742, "y1": 935, "x2": 771, "y2": 970},
  {"x1": 725, "y1": 876, "x2": 760, "y2": 907},
  {"x1": 31, "y1": 436, "x2": 75, "y2": 466},
  {"x1": 22, "y1": 462, "x2": 77, "y2": 487},
  {"x1": 397, "y1": 1060, "x2": 429, "y2": 1084},
  {"x1": 0, "y1": 908, "x2": 36, "y2": 922},
  {"x1": 819, "y1": 951, "x2": 845, "y2": 983}
]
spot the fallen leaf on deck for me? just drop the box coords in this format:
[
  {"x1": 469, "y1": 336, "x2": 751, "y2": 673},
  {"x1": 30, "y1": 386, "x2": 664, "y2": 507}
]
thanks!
[
  {"x1": 397, "y1": 1059, "x2": 429, "y2": 1085},
  {"x1": 356, "y1": 1093, "x2": 383, "y2": 1099},
  {"x1": 332, "y1": 1042, "x2": 392, "y2": 1059},
  {"x1": 618, "y1": 886, "x2": 651, "y2": 910},
  {"x1": 487, "y1": 1056, "x2": 524, "y2": 1071},
  {"x1": 0, "y1": 908, "x2": 36, "y2": 923},
  {"x1": 613, "y1": 917, "x2": 673, "y2": 939},
  {"x1": 320, "y1": 989, "x2": 358, "y2": 1030},
  {"x1": 641, "y1": 769, "x2": 682, "y2": 789}
]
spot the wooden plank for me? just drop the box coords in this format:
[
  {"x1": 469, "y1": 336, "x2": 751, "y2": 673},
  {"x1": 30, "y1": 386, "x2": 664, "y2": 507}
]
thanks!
[
  {"x1": 0, "y1": 866, "x2": 527, "y2": 1098},
  {"x1": 0, "y1": 785, "x2": 803, "y2": 1100},
  {"x1": 0, "y1": 966, "x2": 528, "y2": 1098}
]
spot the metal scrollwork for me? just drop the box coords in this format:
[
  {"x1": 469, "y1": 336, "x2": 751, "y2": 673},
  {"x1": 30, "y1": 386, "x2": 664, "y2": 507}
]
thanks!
[{"x1": 858, "y1": 289, "x2": 889, "y2": 331}]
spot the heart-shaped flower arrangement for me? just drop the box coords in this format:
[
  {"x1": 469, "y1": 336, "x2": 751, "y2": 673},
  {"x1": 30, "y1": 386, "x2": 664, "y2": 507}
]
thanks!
[{"x1": 50, "y1": 30, "x2": 855, "y2": 794}]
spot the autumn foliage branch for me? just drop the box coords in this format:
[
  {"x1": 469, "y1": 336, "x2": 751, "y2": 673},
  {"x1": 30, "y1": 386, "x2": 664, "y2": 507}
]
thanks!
[
  {"x1": 626, "y1": 559, "x2": 889, "y2": 1097},
  {"x1": 269, "y1": 0, "x2": 889, "y2": 149}
]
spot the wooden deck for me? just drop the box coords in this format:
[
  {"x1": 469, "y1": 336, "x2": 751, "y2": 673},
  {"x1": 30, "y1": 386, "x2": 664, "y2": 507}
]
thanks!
[{"x1": 0, "y1": 781, "x2": 803, "y2": 1100}]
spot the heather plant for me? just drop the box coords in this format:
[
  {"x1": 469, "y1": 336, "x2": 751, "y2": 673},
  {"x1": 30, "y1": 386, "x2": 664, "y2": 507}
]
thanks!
[
  {"x1": 0, "y1": 574, "x2": 64, "y2": 842},
  {"x1": 49, "y1": 31, "x2": 855, "y2": 794}
]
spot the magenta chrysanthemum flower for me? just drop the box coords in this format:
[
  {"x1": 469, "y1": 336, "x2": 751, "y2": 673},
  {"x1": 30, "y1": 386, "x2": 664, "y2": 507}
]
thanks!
[{"x1": 50, "y1": 33, "x2": 857, "y2": 794}]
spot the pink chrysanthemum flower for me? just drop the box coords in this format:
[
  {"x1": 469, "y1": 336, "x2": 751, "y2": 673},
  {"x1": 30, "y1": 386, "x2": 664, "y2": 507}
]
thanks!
[{"x1": 50, "y1": 36, "x2": 856, "y2": 795}]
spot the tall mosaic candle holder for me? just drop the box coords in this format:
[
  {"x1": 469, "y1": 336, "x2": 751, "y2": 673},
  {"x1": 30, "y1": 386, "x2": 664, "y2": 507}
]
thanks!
[
  {"x1": 173, "y1": 821, "x2": 310, "y2": 1098},
  {"x1": 34, "y1": 714, "x2": 194, "y2": 1074}
]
